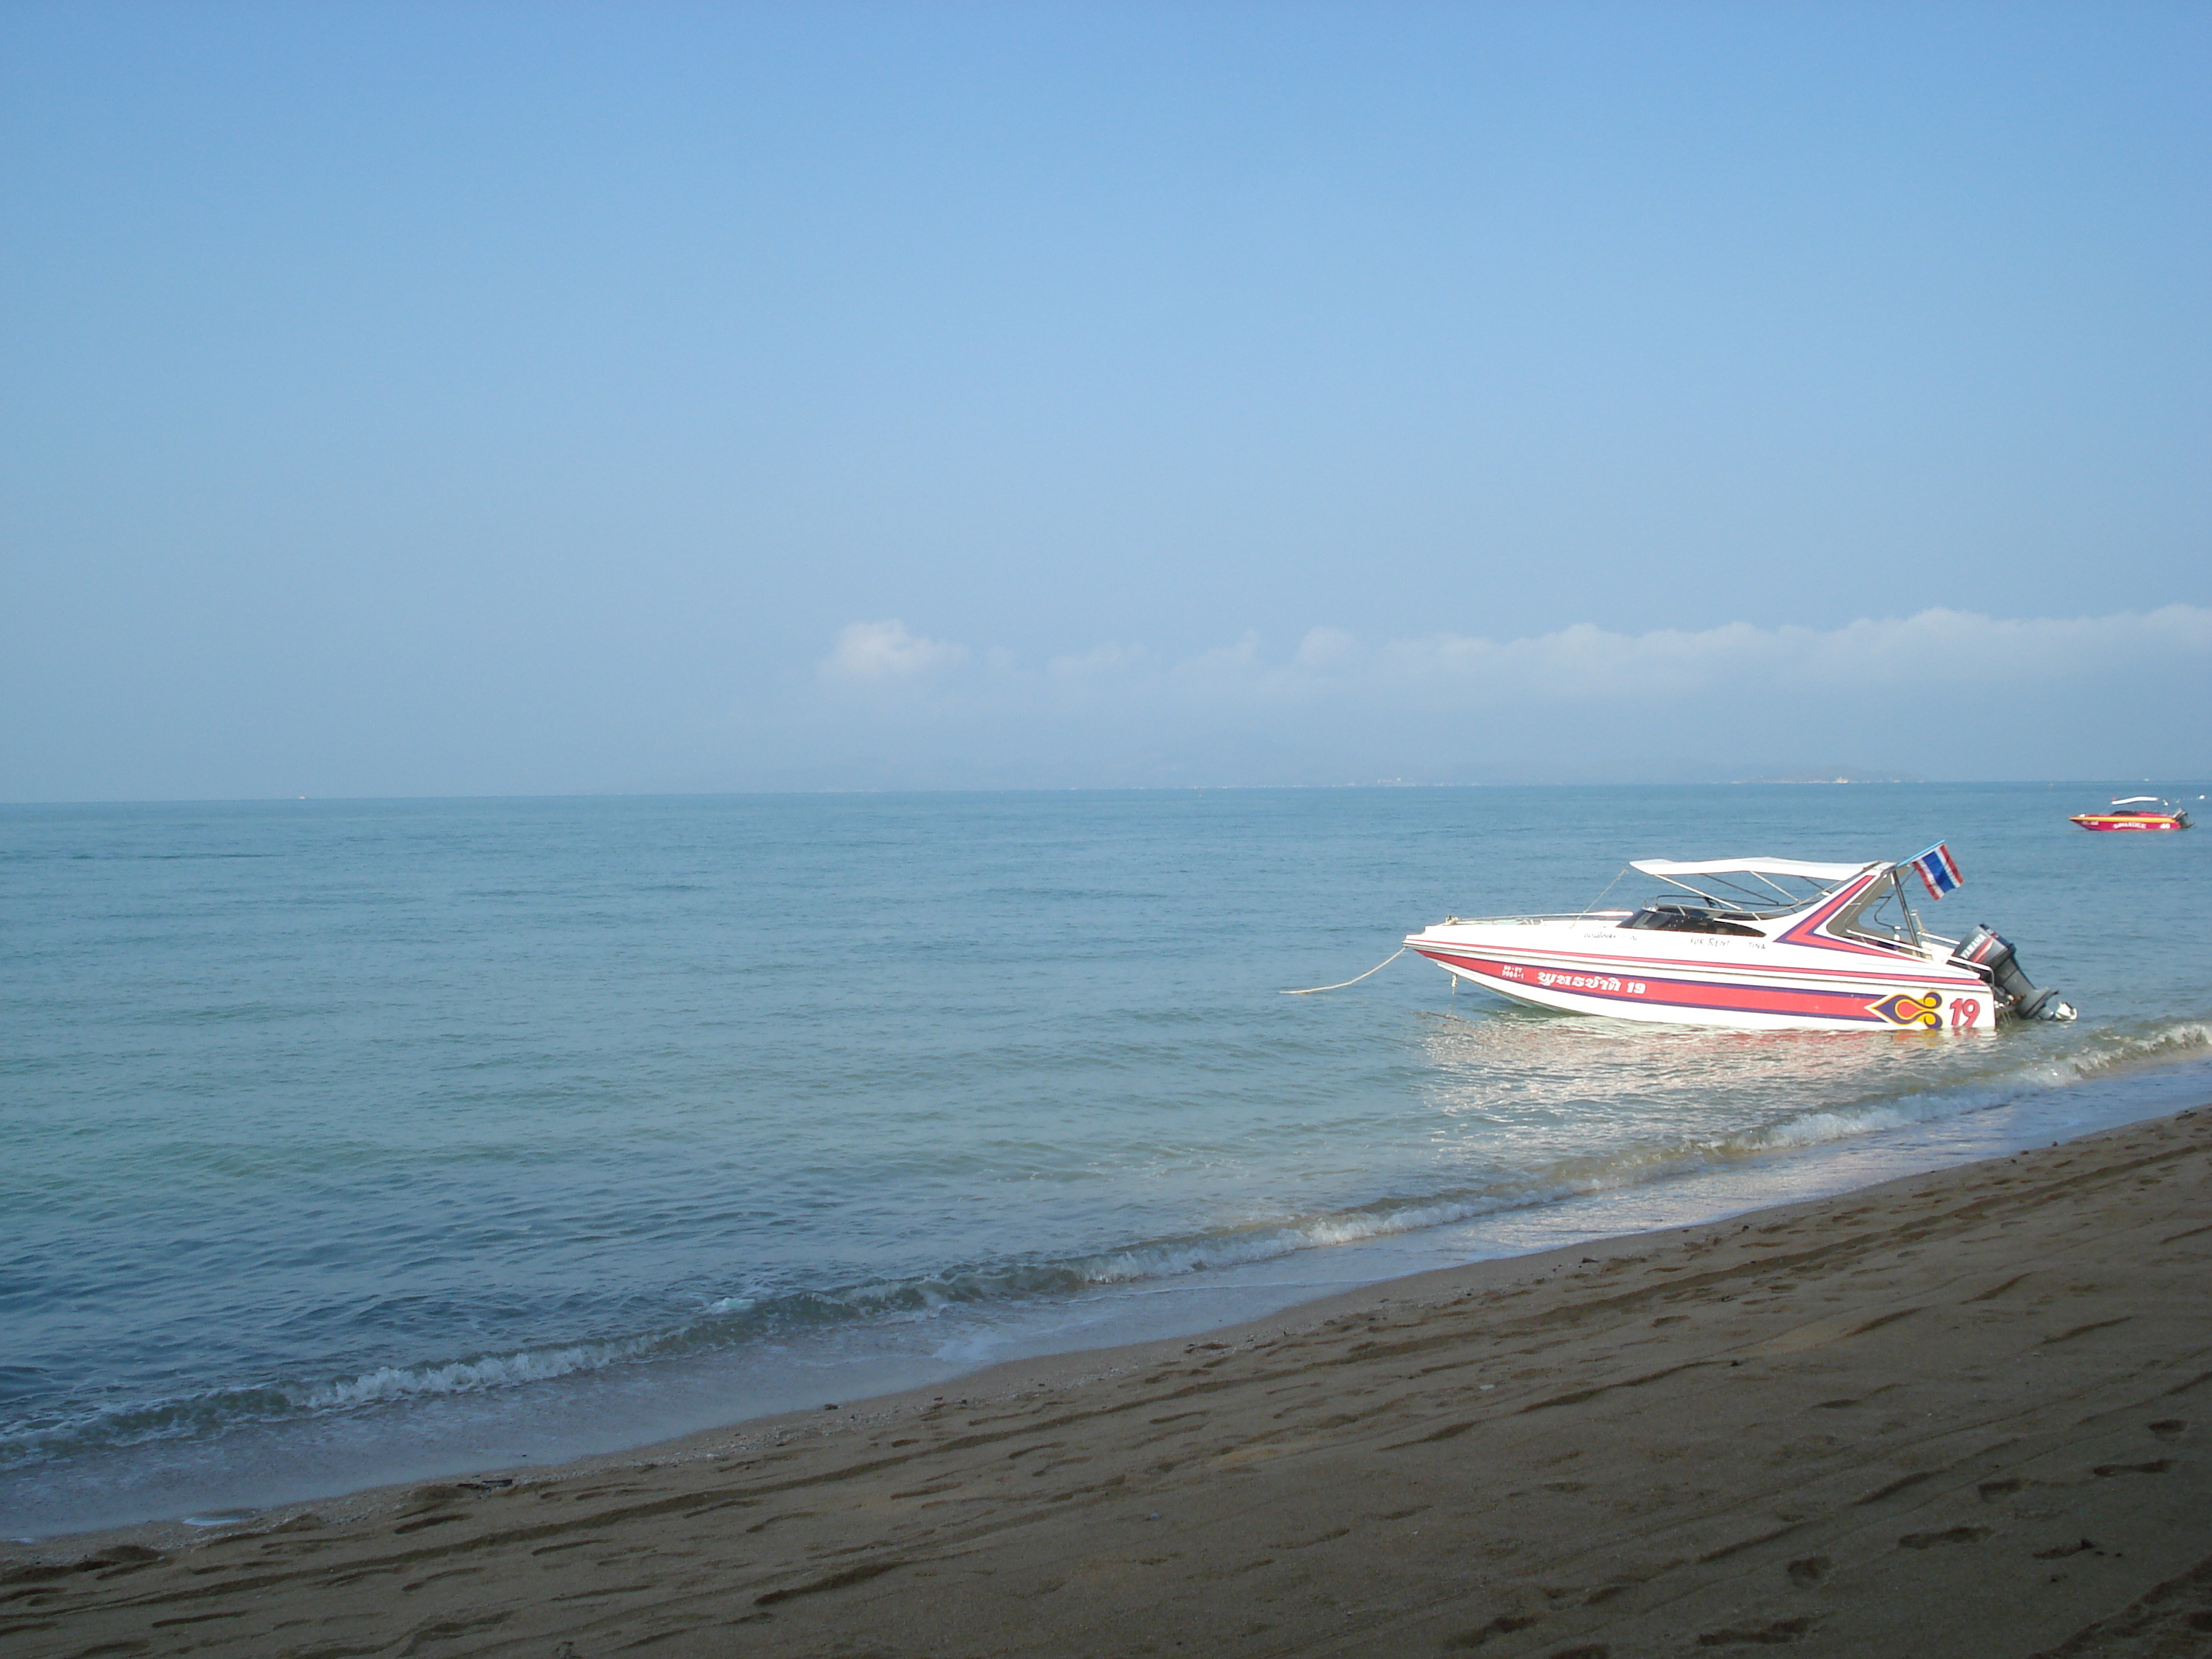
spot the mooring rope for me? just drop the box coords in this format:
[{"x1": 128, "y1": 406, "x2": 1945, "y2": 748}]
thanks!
[{"x1": 1280, "y1": 945, "x2": 1409, "y2": 994}]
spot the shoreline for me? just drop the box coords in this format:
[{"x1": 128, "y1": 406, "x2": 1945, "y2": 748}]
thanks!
[
  {"x1": 9, "y1": 1094, "x2": 2187, "y2": 1554},
  {"x1": 9, "y1": 1105, "x2": 2211, "y2": 1657},
  {"x1": 17, "y1": 1037, "x2": 2208, "y2": 1545}
]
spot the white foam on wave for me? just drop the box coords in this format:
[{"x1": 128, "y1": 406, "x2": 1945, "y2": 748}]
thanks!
[
  {"x1": 2051, "y1": 1020, "x2": 2212, "y2": 1079},
  {"x1": 298, "y1": 1339, "x2": 657, "y2": 1410},
  {"x1": 0, "y1": 1339, "x2": 655, "y2": 1469}
]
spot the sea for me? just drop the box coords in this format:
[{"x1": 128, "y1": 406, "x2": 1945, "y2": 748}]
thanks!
[{"x1": 4, "y1": 784, "x2": 2208, "y2": 1538}]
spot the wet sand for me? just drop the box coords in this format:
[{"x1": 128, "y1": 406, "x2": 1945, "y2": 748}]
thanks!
[{"x1": 6, "y1": 1106, "x2": 2211, "y2": 1659}]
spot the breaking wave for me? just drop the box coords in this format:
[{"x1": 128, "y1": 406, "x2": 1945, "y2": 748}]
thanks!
[{"x1": 2041, "y1": 1020, "x2": 2212, "y2": 1079}]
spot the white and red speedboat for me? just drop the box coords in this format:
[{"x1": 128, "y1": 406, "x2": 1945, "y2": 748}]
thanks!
[
  {"x1": 2069, "y1": 796, "x2": 2193, "y2": 832},
  {"x1": 1405, "y1": 847, "x2": 2073, "y2": 1033}
]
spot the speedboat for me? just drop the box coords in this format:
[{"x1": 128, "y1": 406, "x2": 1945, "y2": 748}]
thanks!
[
  {"x1": 1403, "y1": 845, "x2": 2073, "y2": 1032},
  {"x1": 2069, "y1": 796, "x2": 2193, "y2": 832}
]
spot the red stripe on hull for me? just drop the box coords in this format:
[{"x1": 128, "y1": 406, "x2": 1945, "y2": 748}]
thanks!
[
  {"x1": 1411, "y1": 940, "x2": 1985, "y2": 996},
  {"x1": 1419, "y1": 952, "x2": 1925, "y2": 1024}
]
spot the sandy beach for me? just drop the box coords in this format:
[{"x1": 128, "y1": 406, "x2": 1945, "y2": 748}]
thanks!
[{"x1": 7, "y1": 1106, "x2": 2210, "y2": 1659}]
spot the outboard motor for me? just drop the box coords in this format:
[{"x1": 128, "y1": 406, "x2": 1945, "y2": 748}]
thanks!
[{"x1": 1951, "y1": 925, "x2": 2076, "y2": 1021}]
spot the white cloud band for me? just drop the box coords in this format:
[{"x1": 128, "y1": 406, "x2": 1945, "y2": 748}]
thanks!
[
  {"x1": 793, "y1": 606, "x2": 2211, "y2": 783},
  {"x1": 819, "y1": 619, "x2": 970, "y2": 682}
]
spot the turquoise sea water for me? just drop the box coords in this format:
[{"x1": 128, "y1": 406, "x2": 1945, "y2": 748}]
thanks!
[{"x1": 4, "y1": 785, "x2": 2208, "y2": 1536}]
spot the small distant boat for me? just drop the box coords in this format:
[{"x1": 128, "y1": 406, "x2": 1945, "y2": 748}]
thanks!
[
  {"x1": 2069, "y1": 796, "x2": 2193, "y2": 832},
  {"x1": 1404, "y1": 844, "x2": 2073, "y2": 1032}
]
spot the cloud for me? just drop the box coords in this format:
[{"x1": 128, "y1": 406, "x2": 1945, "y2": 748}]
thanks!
[
  {"x1": 1292, "y1": 626, "x2": 1367, "y2": 670},
  {"x1": 1044, "y1": 641, "x2": 1151, "y2": 684},
  {"x1": 817, "y1": 619, "x2": 969, "y2": 683},
  {"x1": 1354, "y1": 604, "x2": 2212, "y2": 703},
  {"x1": 1084, "y1": 605, "x2": 2208, "y2": 706}
]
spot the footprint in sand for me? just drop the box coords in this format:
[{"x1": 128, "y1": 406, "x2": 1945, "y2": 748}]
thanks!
[
  {"x1": 1899, "y1": 1527, "x2": 1990, "y2": 1548},
  {"x1": 1696, "y1": 1615, "x2": 1810, "y2": 1646},
  {"x1": 1439, "y1": 1611, "x2": 1539, "y2": 1647},
  {"x1": 1786, "y1": 1555, "x2": 1830, "y2": 1585}
]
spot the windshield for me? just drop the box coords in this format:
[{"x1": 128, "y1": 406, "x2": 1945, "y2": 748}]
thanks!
[
  {"x1": 1827, "y1": 871, "x2": 1932, "y2": 950},
  {"x1": 1619, "y1": 899, "x2": 1763, "y2": 937},
  {"x1": 1624, "y1": 867, "x2": 1850, "y2": 919}
]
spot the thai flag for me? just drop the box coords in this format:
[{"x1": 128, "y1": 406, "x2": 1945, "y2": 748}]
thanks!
[{"x1": 1909, "y1": 842, "x2": 1964, "y2": 900}]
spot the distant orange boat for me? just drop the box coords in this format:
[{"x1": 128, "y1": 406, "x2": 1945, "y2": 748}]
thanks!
[{"x1": 2069, "y1": 796, "x2": 2194, "y2": 832}]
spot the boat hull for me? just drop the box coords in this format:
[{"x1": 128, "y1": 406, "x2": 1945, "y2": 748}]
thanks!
[
  {"x1": 2069, "y1": 814, "x2": 2188, "y2": 832},
  {"x1": 1405, "y1": 923, "x2": 1998, "y2": 1033}
]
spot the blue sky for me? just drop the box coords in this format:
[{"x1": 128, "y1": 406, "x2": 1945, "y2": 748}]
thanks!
[{"x1": 3, "y1": 1, "x2": 2207, "y2": 797}]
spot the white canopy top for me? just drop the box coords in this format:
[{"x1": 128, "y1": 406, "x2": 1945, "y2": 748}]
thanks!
[{"x1": 1629, "y1": 857, "x2": 1879, "y2": 882}]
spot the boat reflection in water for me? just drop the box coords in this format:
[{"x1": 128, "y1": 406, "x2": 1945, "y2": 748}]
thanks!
[{"x1": 1403, "y1": 1001, "x2": 2064, "y2": 1212}]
